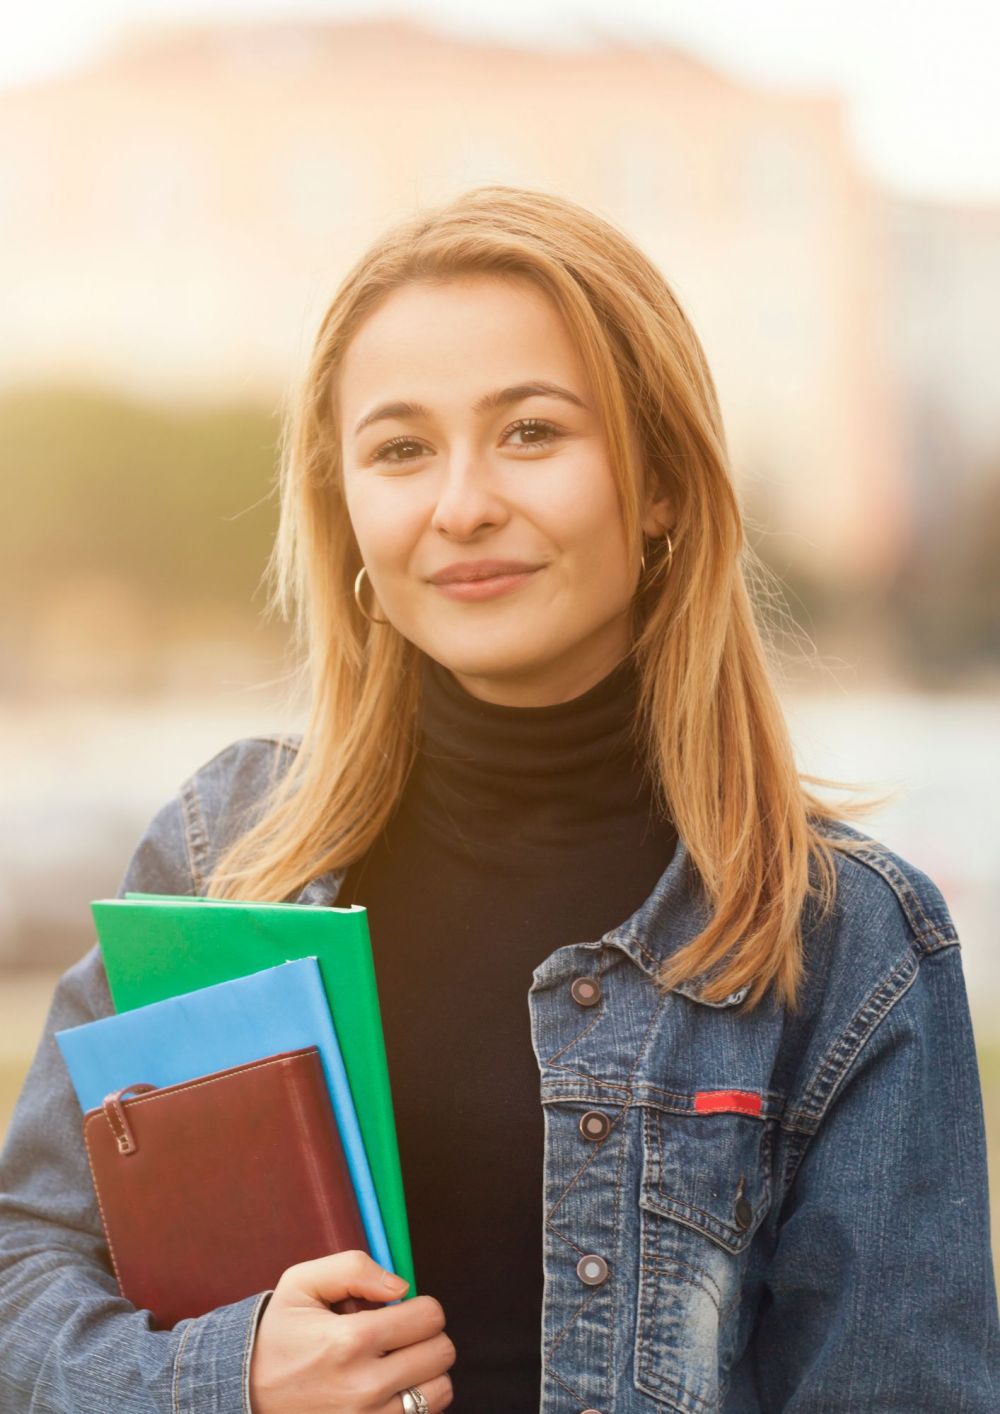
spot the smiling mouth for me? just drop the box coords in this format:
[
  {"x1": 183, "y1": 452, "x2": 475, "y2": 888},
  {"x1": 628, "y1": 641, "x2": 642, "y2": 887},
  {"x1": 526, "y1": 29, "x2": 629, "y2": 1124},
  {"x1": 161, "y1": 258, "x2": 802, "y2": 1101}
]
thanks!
[
  {"x1": 431, "y1": 567, "x2": 542, "y2": 599},
  {"x1": 429, "y1": 562, "x2": 543, "y2": 585}
]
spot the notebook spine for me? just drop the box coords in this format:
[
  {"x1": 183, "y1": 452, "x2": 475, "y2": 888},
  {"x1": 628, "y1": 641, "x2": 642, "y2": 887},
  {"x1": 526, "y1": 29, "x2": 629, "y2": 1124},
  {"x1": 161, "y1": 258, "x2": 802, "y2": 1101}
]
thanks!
[{"x1": 281, "y1": 1053, "x2": 380, "y2": 1317}]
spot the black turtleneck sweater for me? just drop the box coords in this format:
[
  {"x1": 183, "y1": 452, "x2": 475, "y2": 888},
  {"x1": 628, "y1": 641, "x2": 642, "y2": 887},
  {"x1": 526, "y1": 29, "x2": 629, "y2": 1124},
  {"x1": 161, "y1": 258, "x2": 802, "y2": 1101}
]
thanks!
[{"x1": 337, "y1": 650, "x2": 677, "y2": 1411}]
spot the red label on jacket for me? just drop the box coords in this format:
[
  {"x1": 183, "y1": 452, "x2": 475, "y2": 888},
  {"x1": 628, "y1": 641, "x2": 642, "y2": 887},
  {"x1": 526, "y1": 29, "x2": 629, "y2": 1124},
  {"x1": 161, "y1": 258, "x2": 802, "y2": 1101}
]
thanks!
[{"x1": 694, "y1": 1089, "x2": 762, "y2": 1116}]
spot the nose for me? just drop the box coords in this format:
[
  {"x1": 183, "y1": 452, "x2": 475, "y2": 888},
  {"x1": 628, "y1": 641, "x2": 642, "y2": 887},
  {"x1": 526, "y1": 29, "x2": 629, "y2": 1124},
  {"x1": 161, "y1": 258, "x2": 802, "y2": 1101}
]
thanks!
[{"x1": 430, "y1": 449, "x2": 509, "y2": 540}]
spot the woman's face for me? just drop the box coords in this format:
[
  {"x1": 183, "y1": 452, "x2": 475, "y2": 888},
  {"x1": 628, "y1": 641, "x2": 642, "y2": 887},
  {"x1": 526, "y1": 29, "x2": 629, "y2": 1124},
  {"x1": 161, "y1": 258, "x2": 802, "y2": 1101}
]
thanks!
[{"x1": 337, "y1": 273, "x2": 671, "y2": 707}]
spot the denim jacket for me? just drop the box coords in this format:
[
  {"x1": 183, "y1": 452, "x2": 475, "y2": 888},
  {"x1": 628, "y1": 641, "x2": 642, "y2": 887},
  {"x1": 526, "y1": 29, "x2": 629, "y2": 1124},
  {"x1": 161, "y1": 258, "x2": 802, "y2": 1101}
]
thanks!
[{"x1": 1, "y1": 733, "x2": 997, "y2": 1413}]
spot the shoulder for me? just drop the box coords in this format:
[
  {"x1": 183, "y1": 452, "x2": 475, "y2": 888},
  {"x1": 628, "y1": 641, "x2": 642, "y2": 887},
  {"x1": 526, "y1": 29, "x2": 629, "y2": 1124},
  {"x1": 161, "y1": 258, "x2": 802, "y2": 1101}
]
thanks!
[
  {"x1": 780, "y1": 817, "x2": 963, "y2": 1131},
  {"x1": 178, "y1": 732, "x2": 302, "y2": 818},
  {"x1": 118, "y1": 733, "x2": 302, "y2": 898},
  {"x1": 809, "y1": 816, "x2": 958, "y2": 957}
]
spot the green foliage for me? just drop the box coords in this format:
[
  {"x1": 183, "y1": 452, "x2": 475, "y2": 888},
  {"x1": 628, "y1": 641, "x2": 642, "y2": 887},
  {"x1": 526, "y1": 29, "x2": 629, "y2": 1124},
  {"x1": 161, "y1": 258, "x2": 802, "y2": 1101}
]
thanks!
[
  {"x1": 888, "y1": 469, "x2": 1000, "y2": 678},
  {"x1": 1, "y1": 383, "x2": 282, "y2": 612}
]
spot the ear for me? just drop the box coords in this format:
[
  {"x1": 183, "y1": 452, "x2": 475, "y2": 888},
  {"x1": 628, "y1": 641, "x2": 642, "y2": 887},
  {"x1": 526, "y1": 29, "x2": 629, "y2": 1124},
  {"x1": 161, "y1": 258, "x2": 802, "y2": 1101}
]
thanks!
[{"x1": 640, "y1": 481, "x2": 674, "y2": 539}]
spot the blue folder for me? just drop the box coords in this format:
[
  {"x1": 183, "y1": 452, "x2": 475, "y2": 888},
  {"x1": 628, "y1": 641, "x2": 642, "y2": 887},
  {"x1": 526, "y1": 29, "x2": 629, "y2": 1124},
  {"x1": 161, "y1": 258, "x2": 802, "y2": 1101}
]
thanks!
[{"x1": 54, "y1": 956, "x2": 392, "y2": 1273}]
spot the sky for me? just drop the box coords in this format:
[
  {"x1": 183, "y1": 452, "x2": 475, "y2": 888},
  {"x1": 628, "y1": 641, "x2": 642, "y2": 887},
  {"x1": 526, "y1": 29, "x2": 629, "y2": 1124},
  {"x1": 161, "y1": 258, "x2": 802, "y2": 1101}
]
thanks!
[{"x1": 2, "y1": 0, "x2": 999, "y2": 204}]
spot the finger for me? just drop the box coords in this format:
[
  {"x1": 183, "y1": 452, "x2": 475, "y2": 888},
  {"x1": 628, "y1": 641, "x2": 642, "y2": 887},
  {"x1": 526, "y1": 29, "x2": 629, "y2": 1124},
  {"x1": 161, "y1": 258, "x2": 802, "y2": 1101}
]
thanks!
[
  {"x1": 280, "y1": 1249, "x2": 406, "y2": 1307},
  {"x1": 378, "y1": 1371, "x2": 453, "y2": 1413},
  {"x1": 373, "y1": 1330, "x2": 457, "y2": 1402},
  {"x1": 339, "y1": 1293, "x2": 448, "y2": 1356}
]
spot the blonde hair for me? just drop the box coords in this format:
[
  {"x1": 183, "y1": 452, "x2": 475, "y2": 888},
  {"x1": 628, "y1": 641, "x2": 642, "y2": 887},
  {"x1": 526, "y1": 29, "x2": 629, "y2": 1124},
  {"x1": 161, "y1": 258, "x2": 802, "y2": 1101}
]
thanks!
[{"x1": 206, "y1": 183, "x2": 892, "y2": 1015}]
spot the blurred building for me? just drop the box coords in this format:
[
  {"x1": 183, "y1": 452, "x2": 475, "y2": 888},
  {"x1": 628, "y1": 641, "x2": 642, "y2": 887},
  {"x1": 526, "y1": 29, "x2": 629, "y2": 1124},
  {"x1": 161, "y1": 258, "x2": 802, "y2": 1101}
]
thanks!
[
  {"x1": 884, "y1": 195, "x2": 1000, "y2": 543},
  {"x1": 1, "y1": 16, "x2": 989, "y2": 587}
]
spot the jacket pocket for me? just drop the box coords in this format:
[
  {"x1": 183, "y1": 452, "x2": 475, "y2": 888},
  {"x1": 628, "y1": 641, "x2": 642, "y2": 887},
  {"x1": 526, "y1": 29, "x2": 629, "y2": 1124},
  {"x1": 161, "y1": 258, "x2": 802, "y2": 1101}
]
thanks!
[{"x1": 634, "y1": 1104, "x2": 772, "y2": 1412}]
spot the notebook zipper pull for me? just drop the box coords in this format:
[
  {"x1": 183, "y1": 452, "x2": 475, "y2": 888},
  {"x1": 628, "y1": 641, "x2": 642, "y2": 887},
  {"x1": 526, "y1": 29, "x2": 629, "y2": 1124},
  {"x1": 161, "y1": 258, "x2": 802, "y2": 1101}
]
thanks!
[{"x1": 102, "y1": 1082, "x2": 157, "y2": 1155}]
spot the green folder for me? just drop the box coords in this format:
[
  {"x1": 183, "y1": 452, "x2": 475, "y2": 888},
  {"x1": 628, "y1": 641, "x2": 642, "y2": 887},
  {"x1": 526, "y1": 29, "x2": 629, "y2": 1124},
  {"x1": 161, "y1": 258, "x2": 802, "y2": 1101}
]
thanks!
[{"x1": 91, "y1": 891, "x2": 415, "y2": 1294}]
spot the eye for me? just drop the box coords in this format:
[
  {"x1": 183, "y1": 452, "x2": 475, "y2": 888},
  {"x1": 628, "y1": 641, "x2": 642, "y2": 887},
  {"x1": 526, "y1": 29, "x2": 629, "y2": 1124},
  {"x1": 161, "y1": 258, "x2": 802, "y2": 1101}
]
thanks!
[
  {"x1": 503, "y1": 417, "x2": 562, "y2": 450},
  {"x1": 369, "y1": 435, "x2": 428, "y2": 465},
  {"x1": 367, "y1": 417, "x2": 563, "y2": 466}
]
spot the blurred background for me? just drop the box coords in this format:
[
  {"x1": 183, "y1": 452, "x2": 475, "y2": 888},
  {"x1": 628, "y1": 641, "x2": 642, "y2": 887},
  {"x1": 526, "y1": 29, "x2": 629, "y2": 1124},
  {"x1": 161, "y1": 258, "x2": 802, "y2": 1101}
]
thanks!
[{"x1": 1, "y1": 1, "x2": 998, "y2": 1265}]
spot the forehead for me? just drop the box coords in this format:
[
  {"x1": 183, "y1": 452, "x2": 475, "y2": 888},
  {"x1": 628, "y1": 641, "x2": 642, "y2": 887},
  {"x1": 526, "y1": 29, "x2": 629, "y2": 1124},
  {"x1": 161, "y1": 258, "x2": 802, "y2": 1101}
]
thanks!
[{"x1": 336, "y1": 275, "x2": 587, "y2": 415}]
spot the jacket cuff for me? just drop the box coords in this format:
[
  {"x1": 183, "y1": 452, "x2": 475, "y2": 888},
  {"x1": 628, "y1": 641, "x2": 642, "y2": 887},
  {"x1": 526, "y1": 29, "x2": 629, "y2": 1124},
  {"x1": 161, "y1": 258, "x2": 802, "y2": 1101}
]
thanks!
[{"x1": 172, "y1": 1289, "x2": 274, "y2": 1414}]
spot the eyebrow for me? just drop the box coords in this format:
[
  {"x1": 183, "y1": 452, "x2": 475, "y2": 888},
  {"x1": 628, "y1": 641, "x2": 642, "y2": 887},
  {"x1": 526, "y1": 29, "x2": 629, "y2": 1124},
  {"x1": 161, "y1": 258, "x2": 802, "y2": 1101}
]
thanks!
[{"x1": 352, "y1": 380, "x2": 588, "y2": 438}]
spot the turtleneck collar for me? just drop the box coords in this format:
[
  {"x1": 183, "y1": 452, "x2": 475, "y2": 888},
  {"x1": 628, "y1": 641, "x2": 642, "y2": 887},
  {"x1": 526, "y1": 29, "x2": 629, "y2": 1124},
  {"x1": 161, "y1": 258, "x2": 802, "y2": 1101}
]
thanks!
[{"x1": 410, "y1": 648, "x2": 661, "y2": 849}]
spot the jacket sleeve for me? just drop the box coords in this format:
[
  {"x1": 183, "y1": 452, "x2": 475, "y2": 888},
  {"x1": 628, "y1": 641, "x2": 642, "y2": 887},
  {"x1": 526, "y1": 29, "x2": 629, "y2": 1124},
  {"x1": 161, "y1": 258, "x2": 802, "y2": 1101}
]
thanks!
[
  {"x1": 751, "y1": 941, "x2": 1000, "y2": 1411},
  {"x1": 0, "y1": 793, "x2": 272, "y2": 1414}
]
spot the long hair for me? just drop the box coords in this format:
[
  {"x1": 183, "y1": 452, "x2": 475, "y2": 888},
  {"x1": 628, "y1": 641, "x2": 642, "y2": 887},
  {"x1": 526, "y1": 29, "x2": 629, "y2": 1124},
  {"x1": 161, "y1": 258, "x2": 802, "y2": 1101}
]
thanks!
[{"x1": 205, "y1": 183, "x2": 891, "y2": 1014}]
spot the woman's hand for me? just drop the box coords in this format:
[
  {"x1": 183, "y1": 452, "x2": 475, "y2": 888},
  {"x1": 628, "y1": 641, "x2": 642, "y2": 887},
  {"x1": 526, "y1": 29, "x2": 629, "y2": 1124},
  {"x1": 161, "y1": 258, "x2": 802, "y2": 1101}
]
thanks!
[{"x1": 248, "y1": 1249, "x2": 456, "y2": 1413}]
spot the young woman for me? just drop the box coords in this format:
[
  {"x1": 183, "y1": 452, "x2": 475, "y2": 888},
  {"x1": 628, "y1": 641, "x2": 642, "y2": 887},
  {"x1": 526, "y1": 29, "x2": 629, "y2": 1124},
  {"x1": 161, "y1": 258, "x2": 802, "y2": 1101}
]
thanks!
[{"x1": 1, "y1": 185, "x2": 996, "y2": 1414}]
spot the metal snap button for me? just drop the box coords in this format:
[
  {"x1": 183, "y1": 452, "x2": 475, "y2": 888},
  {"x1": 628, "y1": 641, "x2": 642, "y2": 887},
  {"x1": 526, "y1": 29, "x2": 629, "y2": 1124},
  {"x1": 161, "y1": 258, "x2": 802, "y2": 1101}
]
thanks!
[
  {"x1": 579, "y1": 1110, "x2": 611, "y2": 1142},
  {"x1": 576, "y1": 1253, "x2": 609, "y2": 1286},
  {"x1": 734, "y1": 1173, "x2": 753, "y2": 1230},
  {"x1": 570, "y1": 975, "x2": 601, "y2": 1007}
]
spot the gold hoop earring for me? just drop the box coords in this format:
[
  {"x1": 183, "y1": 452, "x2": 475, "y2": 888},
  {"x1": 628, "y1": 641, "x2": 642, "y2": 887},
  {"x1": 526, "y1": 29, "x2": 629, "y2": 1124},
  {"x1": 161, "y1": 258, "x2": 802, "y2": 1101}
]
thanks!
[
  {"x1": 353, "y1": 565, "x2": 389, "y2": 625},
  {"x1": 639, "y1": 532, "x2": 674, "y2": 582}
]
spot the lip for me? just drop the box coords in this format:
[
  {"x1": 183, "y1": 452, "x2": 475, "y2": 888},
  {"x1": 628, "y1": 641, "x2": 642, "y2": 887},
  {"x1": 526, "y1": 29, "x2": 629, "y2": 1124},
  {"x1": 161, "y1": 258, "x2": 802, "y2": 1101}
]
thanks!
[
  {"x1": 429, "y1": 562, "x2": 543, "y2": 602},
  {"x1": 428, "y1": 559, "x2": 543, "y2": 585}
]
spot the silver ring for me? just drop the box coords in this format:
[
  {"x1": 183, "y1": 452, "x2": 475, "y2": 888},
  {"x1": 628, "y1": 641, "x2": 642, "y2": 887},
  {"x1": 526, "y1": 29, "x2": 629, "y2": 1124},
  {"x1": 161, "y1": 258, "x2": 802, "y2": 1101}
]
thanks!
[{"x1": 400, "y1": 1389, "x2": 430, "y2": 1414}]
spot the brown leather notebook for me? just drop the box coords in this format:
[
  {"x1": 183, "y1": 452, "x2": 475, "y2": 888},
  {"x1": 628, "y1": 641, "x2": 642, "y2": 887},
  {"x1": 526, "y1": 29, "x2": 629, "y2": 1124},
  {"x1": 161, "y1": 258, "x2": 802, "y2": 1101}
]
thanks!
[{"x1": 83, "y1": 1046, "x2": 381, "y2": 1328}]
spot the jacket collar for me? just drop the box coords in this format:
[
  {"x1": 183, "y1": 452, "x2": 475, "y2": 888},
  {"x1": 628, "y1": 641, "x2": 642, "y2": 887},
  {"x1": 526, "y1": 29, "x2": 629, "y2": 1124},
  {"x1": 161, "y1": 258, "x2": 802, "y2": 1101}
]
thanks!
[
  {"x1": 294, "y1": 832, "x2": 747, "y2": 1010},
  {"x1": 598, "y1": 832, "x2": 750, "y2": 1007}
]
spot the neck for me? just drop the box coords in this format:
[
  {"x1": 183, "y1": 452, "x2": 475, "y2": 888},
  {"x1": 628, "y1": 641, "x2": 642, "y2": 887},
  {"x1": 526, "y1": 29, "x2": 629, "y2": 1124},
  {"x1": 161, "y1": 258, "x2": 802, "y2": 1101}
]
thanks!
[
  {"x1": 441, "y1": 633, "x2": 635, "y2": 708},
  {"x1": 412, "y1": 648, "x2": 657, "y2": 846}
]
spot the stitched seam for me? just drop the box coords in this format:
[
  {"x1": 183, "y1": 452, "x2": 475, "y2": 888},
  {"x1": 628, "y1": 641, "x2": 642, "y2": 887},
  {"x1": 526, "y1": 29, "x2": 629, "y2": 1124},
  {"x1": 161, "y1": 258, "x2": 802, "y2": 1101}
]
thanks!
[
  {"x1": 627, "y1": 988, "x2": 670, "y2": 1084},
  {"x1": 541, "y1": 1120, "x2": 628, "y2": 1376},
  {"x1": 636, "y1": 1367, "x2": 715, "y2": 1412},
  {"x1": 172, "y1": 1320, "x2": 195, "y2": 1414},
  {"x1": 81, "y1": 1128, "x2": 126, "y2": 1296},
  {"x1": 243, "y1": 1290, "x2": 270, "y2": 1413},
  {"x1": 539, "y1": 1086, "x2": 777, "y2": 1116},
  {"x1": 786, "y1": 946, "x2": 920, "y2": 1132},
  {"x1": 838, "y1": 844, "x2": 958, "y2": 950},
  {"x1": 546, "y1": 1007, "x2": 603, "y2": 1062},
  {"x1": 547, "y1": 1283, "x2": 599, "y2": 1362},
  {"x1": 643, "y1": 1203, "x2": 752, "y2": 1256},
  {"x1": 546, "y1": 950, "x2": 613, "y2": 1064},
  {"x1": 80, "y1": 1053, "x2": 319, "y2": 1292},
  {"x1": 544, "y1": 993, "x2": 665, "y2": 1223},
  {"x1": 630, "y1": 1082, "x2": 691, "y2": 1104},
  {"x1": 548, "y1": 1085, "x2": 775, "y2": 1119},
  {"x1": 914, "y1": 930, "x2": 959, "y2": 955},
  {"x1": 645, "y1": 1107, "x2": 769, "y2": 1251},
  {"x1": 545, "y1": 1361, "x2": 588, "y2": 1403},
  {"x1": 652, "y1": 1175, "x2": 755, "y2": 1231},
  {"x1": 542, "y1": 1071, "x2": 632, "y2": 1097},
  {"x1": 636, "y1": 1160, "x2": 729, "y2": 1414},
  {"x1": 640, "y1": 1249, "x2": 724, "y2": 1310},
  {"x1": 249, "y1": 733, "x2": 301, "y2": 751},
  {"x1": 610, "y1": 1080, "x2": 781, "y2": 1118},
  {"x1": 632, "y1": 935, "x2": 663, "y2": 969},
  {"x1": 780, "y1": 1130, "x2": 809, "y2": 1192},
  {"x1": 545, "y1": 1220, "x2": 591, "y2": 1260},
  {"x1": 177, "y1": 734, "x2": 299, "y2": 895},
  {"x1": 610, "y1": 1095, "x2": 627, "y2": 1400},
  {"x1": 545, "y1": 1116, "x2": 620, "y2": 1224},
  {"x1": 84, "y1": 1050, "x2": 316, "y2": 1118},
  {"x1": 180, "y1": 777, "x2": 209, "y2": 895},
  {"x1": 636, "y1": 1233, "x2": 715, "y2": 1408},
  {"x1": 542, "y1": 1080, "x2": 636, "y2": 1401},
  {"x1": 102, "y1": 1097, "x2": 131, "y2": 1151}
]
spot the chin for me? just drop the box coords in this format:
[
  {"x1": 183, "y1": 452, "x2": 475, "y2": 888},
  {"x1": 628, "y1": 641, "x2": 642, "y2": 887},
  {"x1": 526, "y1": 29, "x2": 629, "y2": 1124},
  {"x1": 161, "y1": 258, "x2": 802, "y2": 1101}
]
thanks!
[{"x1": 420, "y1": 634, "x2": 551, "y2": 683}]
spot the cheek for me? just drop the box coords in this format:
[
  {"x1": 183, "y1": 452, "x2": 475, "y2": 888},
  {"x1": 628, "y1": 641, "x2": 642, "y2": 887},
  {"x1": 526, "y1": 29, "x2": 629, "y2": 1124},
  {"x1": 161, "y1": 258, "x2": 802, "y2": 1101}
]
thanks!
[
  {"x1": 545, "y1": 464, "x2": 629, "y2": 566},
  {"x1": 343, "y1": 482, "x2": 420, "y2": 568}
]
